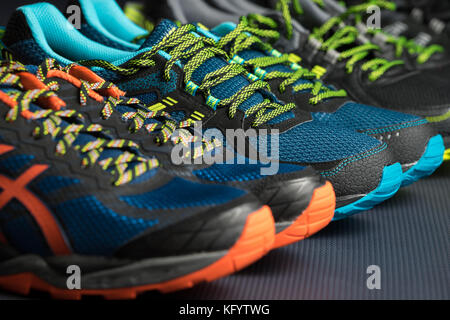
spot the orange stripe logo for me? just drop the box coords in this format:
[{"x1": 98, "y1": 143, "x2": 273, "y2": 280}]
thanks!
[{"x1": 0, "y1": 144, "x2": 71, "y2": 255}]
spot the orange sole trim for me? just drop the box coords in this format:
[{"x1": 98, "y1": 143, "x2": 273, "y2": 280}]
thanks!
[
  {"x1": 0, "y1": 206, "x2": 274, "y2": 300},
  {"x1": 272, "y1": 181, "x2": 335, "y2": 249}
]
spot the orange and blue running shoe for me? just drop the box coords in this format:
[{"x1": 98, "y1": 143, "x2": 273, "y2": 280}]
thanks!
[{"x1": 0, "y1": 70, "x2": 275, "y2": 299}]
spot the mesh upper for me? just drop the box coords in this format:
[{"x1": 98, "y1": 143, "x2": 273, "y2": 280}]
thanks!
[
  {"x1": 1, "y1": 201, "x2": 52, "y2": 256},
  {"x1": 120, "y1": 177, "x2": 245, "y2": 210},
  {"x1": 55, "y1": 196, "x2": 159, "y2": 255},
  {"x1": 312, "y1": 101, "x2": 425, "y2": 133},
  {"x1": 193, "y1": 160, "x2": 305, "y2": 182},
  {"x1": 364, "y1": 70, "x2": 450, "y2": 111},
  {"x1": 33, "y1": 176, "x2": 81, "y2": 195},
  {"x1": 251, "y1": 121, "x2": 382, "y2": 163},
  {"x1": 0, "y1": 154, "x2": 34, "y2": 175}
]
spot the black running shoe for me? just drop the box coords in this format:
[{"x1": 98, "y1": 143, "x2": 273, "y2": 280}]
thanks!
[{"x1": 313, "y1": 1, "x2": 450, "y2": 85}]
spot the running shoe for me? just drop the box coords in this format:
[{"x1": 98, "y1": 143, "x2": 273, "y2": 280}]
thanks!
[
  {"x1": 395, "y1": 0, "x2": 450, "y2": 39},
  {"x1": 3, "y1": 2, "x2": 403, "y2": 220},
  {"x1": 206, "y1": 0, "x2": 449, "y2": 161},
  {"x1": 309, "y1": 1, "x2": 450, "y2": 84},
  {"x1": 67, "y1": 0, "x2": 443, "y2": 183},
  {"x1": 0, "y1": 59, "x2": 336, "y2": 248},
  {"x1": 0, "y1": 69, "x2": 276, "y2": 299}
]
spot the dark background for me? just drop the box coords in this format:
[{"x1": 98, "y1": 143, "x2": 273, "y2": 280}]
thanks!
[{"x1": 0, "y1": 0, "x2": 448, "y2": 300}]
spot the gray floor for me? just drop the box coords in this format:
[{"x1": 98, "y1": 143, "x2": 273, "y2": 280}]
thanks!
[{"x1": 1, "y1": 161, "x2": 448, "y2": 300}]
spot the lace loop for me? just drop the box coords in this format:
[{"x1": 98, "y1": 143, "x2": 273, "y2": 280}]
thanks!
[
  {"x1": 0, "y1": 66, "x2": 159, "y2": 186},
  {"x1": 77, "y1": 24, "x2": 296, "y2": 127},
  {"x1": 34, "y1": 58, "x2": 222, "y2": 158},
  {"x1": 211, "y1": 17, "x2": 347, "y2": 103}
]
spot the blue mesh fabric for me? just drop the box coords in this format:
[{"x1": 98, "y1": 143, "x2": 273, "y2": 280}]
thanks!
[
  {"x1": 128, "y1": 169, "x2": 158, "y2": 185},
  {"x1": 139, "y1": 19, "x2": 177, "y2": 50},
  {"x1": 0, "y1": 201, "x2": 52, "y2": 256},
  {"x1": 170, "y1": 111, "x2": 187, "y2": 122},
  {"x1": 250, "y1": 122, "x2": 382, "y2": 163},
  {"x1": 55, "y1": 196, "x2": 158, "y2": 255},
  {"x1": 312, "y1": 102, "x2": 425, "y2": 133},
  {"x1": 8, "y1": 39, "x2": 49, "y2": 66},
  {"x1": 117, "y1": 70, "x2": 177, "y2": 96},
  {"x1": 33, "y1": 176, "x2": 80, "y2": 195},
  {"x1": 133, "y1": 92, "x2": 158, "y2": 105},
  {"x1": 194, "y1": 162, "x2": 305, "y2": 182},
  {"x1": 0, "y1": 154, "x2": 34, "y2": 175},
  {"x1": 120, "y1": 177, "x2": 245, "y2": 210}
]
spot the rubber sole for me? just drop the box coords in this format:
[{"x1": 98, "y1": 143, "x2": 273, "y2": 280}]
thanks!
[
  {"x1": 444, "y1": 149, "x2": 450, "y2": 161},
  {"x1": 0, "y1": 206, "x2": 275, "y2": 300},
  {"x1": 401, "y1": 135, "x2": 445, "y2": 187},
  {"x1": 333, "y1": 163, "x2": 403, "y2": 221},
  {"x1": 272, "y1": 181, "x2": 335, "y2": 249}
]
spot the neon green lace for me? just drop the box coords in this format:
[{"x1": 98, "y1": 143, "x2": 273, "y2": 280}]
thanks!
[
  {"x1": 79, "y1": 24, "x2": 296, "y2": 127},
  {"x1": 212, "y1": 17, "x2": 347, "y2": 104},
  {"x1": 123, "y1": 2, "x2": 154, "y2": 32},
  {"x1": 30, "y1": 58, "x2": 222, "y2": 159},
  {"x1": 248, "y1": 0, "x2": 404, "y2": 81},
  {"x1": 247, "y1": 0, "x2": 323, "y2": 40},
  {"x1": 339, "y1": 0, "x2": 444, "y2": 64}
]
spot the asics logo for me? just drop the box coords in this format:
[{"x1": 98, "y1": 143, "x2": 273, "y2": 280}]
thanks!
[{"x1": 0, "y1": 144, "x2": 71, "y2": 255}]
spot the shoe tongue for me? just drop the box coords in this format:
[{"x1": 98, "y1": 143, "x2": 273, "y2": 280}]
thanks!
[{"x1": 139, "y1": 19, "x2": 178, "y2": 50}]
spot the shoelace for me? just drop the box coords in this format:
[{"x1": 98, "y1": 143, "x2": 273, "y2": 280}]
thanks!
[
  {"x1": 0, "y1": 69, "x2": 158, "y2": 186},
  {"x1": 248, "y1": 0, "x2": 404, "y2": 81},
  {"x1": 39, "y1": 59, "x2": 221, "y2": 159},
  {"x1": 212, "y1": 17, "x2": 347, "y2": 104},
  {"x1": 339, "y1": 0, "x2": 444, "y2": 64},
  {"x1": 246, "y1": 0, "x2": 323, "y2": 40},
  {"x1": 123, "y1": 2, "x2": 154, "y2": 33},
  {"x1": 78, "y1": 24, "x2": 296, "y2": 127}
]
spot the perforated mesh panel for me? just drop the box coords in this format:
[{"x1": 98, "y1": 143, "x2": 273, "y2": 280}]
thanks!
[
  {"x1": 0, "y1": 154, "x2": 34, "y2": 175},
  {"x1": 194, "y1": 162, "x2": 304, "y2": 182},
  {"x1": 55, "y1": 196, "x2": 159, "y2": 255},
  {"x1": 312, "y1": 102, "x2": 424, "y2": 132},
  {"x1": 250, "y1": 122, "x2": 382, "y2": 163},
  {"x1": 366, "y1": 71, "x2": 450, "y2": 110},
  {"x1": 121, "y1": 177, "x2": 245, "y2": 209}
]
